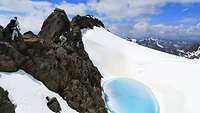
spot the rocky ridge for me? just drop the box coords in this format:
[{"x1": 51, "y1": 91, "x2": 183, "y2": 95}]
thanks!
[
  {"x1": 0, "y1": 8, "x2": 107, "y2": 113},
  {"x1": 136, "y1": 37, "x2": 200, "y2": 59}
]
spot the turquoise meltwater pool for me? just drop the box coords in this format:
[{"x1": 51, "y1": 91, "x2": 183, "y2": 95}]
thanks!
[{"x1": 103, "y1": 78, "x2": 159, "y2": 113}]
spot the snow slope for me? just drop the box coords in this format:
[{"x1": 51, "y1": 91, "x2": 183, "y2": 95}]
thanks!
[
  {"x1": 0, "y1": 70, "x2": 77, "y2": 113},
  {"x1": 83, "y1": 27, "x2": 200, "y2": 113}
]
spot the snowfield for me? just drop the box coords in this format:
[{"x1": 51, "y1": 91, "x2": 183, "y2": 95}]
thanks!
[
  {"x1": 0, "y1": 70, "x2": 77, "y2": 113},
  {"x1": 0, "y1": 26, "x2": 200, "y2": 113},
  {"x1": 83, "y1": 27, "x2": 200, "y2": 113}
]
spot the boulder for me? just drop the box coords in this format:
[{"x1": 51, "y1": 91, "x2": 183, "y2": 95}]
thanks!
[
  {"x1": 23, "y1": 31, "x2": 38, "y2": 39},
  {"x1": 23, "y1": 31, "x2": 40, "y2": 43},
  {"x1": 38, "y1": 8, "x2": 70, "y2": 42},
  {"x1": 0, "y1": 87, "x2": 15, "y2": 113},
  {"x1": 46, "y1": 97, "x2": 62, "y2": 113}
]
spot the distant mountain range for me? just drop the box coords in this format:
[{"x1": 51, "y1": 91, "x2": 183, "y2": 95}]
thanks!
[{"x1": 126, "y1": 37, "x2": 200, "y2": 59}]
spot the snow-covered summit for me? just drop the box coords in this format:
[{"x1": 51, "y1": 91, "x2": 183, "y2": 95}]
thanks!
[{"x1": 83, "y1": 27, "x2": 200, "y2": 113}]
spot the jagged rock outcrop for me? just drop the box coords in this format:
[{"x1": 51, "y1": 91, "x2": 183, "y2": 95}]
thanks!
[
  {"x1": 0, "y1": 8, "x2": 107, "y2": 113},
  {"x1": 38, "y1": 8, "x2": 70, "y2": 42},
  {"x1": 71, "y1": 15, "x2": 105, "y2": 29},
  {"x1": 0, "y1": 87, "x2": 15, "y2": 113}
]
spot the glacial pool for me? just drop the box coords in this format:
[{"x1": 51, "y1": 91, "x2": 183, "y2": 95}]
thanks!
[{"x1": 103, "y1": 78, "x2": 159, "y2": 113}]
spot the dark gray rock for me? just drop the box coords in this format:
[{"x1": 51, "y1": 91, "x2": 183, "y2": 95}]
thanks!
[
  {"x1": 0, "y1": 55, "x2": 17, "y2": 72},
  {"x1": 0, "y1": 42, "x2": 26, "y2": 72},
  {"x1": 38, "y1": 8, "x2": 70, "y2": 42},
  {"x1": 0, "y1": 25, "x2": 3, "y2": 41},
  {"x1": 23, "y1": 31, "x2": 38, "y2": 39},
  {"x1": 46, "y1": 97, "x2": 61, "y2": 113},
  {"x1": 0, "y1": 87, "x2": 15, "y2": 113},
  {"x1": 71, "y1": 15, "x2": 105, "y2": 29}
]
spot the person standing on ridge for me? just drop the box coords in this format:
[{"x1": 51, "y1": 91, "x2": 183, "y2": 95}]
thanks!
[{"x1": 11, "y1": 17, "x2": 20, "y2": 40}]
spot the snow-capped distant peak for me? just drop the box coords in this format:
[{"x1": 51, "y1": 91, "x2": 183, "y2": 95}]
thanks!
[{"x1": 156, "y1": 41, "x2": 164, "y2": 48}]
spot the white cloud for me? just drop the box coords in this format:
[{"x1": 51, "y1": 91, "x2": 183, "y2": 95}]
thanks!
[
  {"x1": 0, "y1": 0, "x2": 54, "y2": 33},
  {"x1": 57, "y1": 2, "x2": 88, "y2": 16},
  {"x1": 111, "y1": 21, "x2": 200, "y2": 39},
  {"x1": 133, "y1": 21, "x2": 150, "y2": 34},
  {"x1": 178, "y1": 17, "x2": 200, "y2": 24},
  {"x1": 98, "y1": 0, "x2": 200, "y2": 39},
  {"x1": 182, "y1": 8, "x2": 189, "y2": 12},
  {"x1": 88, "y1": 0, "x2": 200, "y2": 20},
  {"x1": 0, "y1": 0, "x2": 89, "y2": 33},
  {"x1": 0, "y1": 0, "x2": 200, "y2": 39},
  {"x1": 167, "y1": 0, "x2": 200, "y2": 3},
  {"x1": 0, "y1": 0, "x2": 52, "y2": 14},
  {"x1": 178, "y1": 18, "x2": 195, "y2": 23},
  {"x1": 151, "y1": 23, "x2": 200, "y2": 38},
  {"x1": 0, "y1": 15, "x2": 10, "y2": 27},
  {"x1": 89, "y1": 0, "x2": 164, "y2": 19}
]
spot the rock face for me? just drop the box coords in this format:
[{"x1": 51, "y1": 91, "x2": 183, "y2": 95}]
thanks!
[
  {"x1": 38, "y1": 8, "x2": 70, "y2": 42},
  {"x1": 0, "y1": 8, "x2": 107, "y2": 113},
  {"x1": 0, "y1": 87, "x2": 15, "y2": 113},
  {"x1": 71, "y1": 15, "x2": 105, "y2": 29},
  {"x1": 0, "y1": 42, "x2": 26, "y2": 72}
]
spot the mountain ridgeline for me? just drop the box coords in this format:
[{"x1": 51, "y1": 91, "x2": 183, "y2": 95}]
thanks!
[
  {"x1": 0, "y1": 8, "x2": 107, "y2": 113},
  {"x1": 135, "y1": 38, "x2": 200, "y2": 59}
]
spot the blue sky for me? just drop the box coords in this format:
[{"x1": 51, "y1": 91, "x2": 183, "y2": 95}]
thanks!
[
  {"x1": 149, "y1": 3, "x2": 200, "y2": 25},
  {"x1": 0, "y1": 0, "x2": 200, "y2": 40}
]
